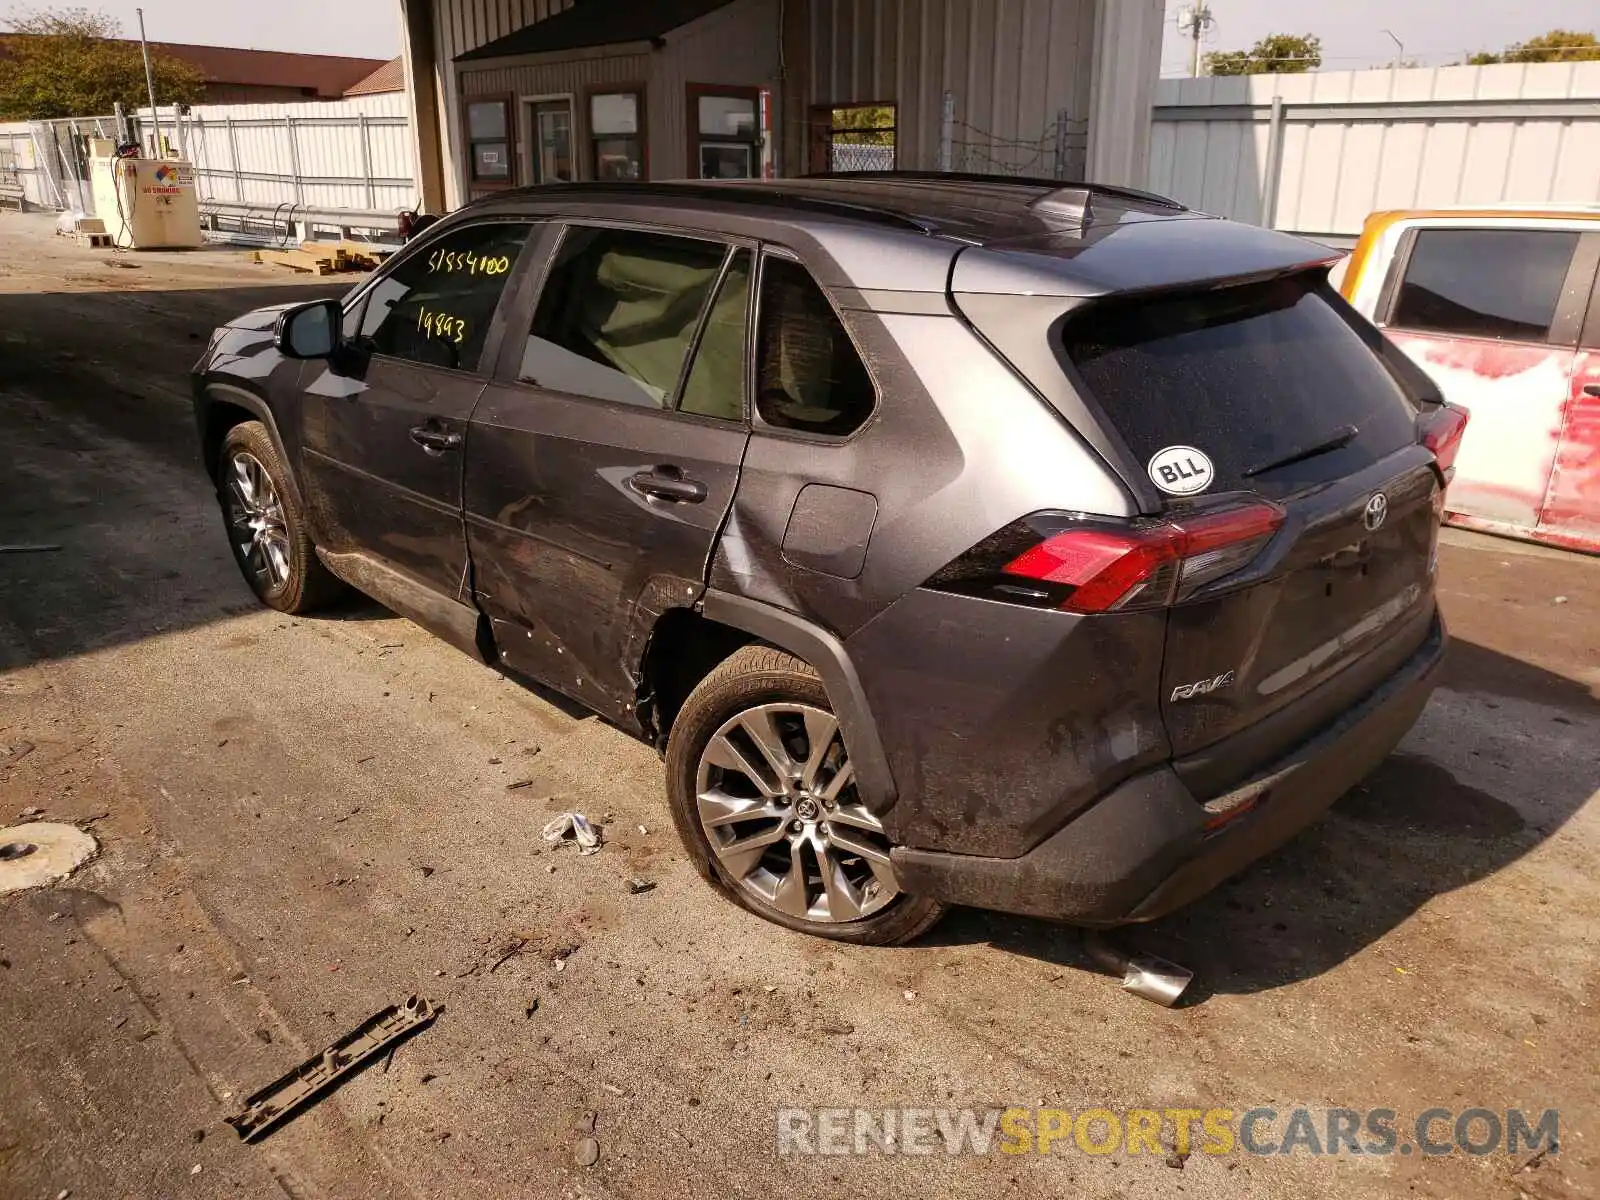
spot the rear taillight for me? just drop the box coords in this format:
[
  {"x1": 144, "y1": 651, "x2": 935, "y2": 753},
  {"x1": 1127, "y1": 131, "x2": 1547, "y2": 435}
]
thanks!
[
  {"x1": 927, "y1": 500, "x2": 1284, "y2": 614},
  {"x1": 1419, "y1": 404, "x2": 1469, "y2": 479}
]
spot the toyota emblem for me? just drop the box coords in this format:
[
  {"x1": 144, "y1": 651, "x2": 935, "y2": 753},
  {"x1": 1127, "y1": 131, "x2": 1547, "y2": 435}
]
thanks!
[{"x1": 1364, "y1": 492, "x2": 1389, "y2": 532}]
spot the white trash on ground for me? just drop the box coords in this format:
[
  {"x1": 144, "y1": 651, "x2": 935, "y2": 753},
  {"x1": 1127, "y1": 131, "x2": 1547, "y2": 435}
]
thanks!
[{"x1": 542, "y1": 812, "x2": 601, "y2": 854}]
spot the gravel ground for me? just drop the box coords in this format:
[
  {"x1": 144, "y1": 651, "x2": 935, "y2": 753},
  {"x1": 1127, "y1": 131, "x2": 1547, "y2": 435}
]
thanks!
[{"x1": 0, "y1": 212, "x2": 1596, "y2": 1200}]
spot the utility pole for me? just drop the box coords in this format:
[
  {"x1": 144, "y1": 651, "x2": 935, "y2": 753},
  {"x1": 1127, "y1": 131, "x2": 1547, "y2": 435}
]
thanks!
[
  {"x1": 136, "y1": 7, "x2": 162, "y2": 157},
  {"x1": 1176, "y1": 4, "x2": 1216, "y2": 77}
]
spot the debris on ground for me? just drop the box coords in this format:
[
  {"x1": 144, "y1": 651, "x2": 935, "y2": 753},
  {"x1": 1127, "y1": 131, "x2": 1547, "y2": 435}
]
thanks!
[
  {"x1": 2, "y1": 741, "x2": 35, "y2": 762},
  {"x1": 226, "y1": 995, "x2": 436, "y2": 1143},
  {"x1": 542, "y1": 812, "x2": 601, "y2": 854},
  {"x1": 506, "y1": 779, "x2": 535, "y2": 791},
  {"x1": 0, "y1": 543, "x2": 63, "y2": 553},
  {"x1": 488, "y1": 937, "x2": 528, "y2": 973},
  {"x1": 574, "y1": 1135, "x2": 600, "y2": 1167},
  {"x1": 626, "y1": 878, "x2": 656, "y2": 895}
]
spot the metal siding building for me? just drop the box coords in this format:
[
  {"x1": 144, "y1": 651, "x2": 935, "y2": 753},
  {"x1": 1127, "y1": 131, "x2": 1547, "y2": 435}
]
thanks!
[
  {"x1": 398, "y1": 0, "x2": 1164, "y2": 211},
  {"x1": 1148, "y1": 62, "x2": 1600, "y2": 241}
]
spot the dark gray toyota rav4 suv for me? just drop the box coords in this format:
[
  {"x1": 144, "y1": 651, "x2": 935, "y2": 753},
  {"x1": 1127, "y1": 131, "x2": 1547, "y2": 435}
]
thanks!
[{"x1": 193, "y1": 174, "x2": 1462, "y2": 946}]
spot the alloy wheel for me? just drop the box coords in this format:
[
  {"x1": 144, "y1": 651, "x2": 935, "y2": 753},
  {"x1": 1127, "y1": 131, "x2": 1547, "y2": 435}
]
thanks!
[
  {"x1": 224, "y1": 450, "x2": 291, "y2": 592},
  {"x1": 695, "y1": 702, "x2": 898, "y2": 923}
]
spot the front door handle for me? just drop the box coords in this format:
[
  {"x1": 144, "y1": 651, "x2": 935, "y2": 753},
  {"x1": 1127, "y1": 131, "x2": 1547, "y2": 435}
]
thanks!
[
  {"x1": 409, "y1": 424, "x2": 462, "y2": 455},
  {"x1": 1583, "y1": 383, "x2": 1600, "y2": 398},
  {"x1": 628, "y1": 468, "x2": 707, "y2": 504}
]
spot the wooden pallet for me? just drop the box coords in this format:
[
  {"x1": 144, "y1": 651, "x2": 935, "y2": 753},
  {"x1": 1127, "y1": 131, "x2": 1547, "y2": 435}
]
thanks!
[
  {"x1": 253, "y1": 242, "x2": 389, "y2": 276},
  {"x1": 252, "y1": 247, "x2": 338, "y2": 275},
  {"x1": 300, "y1": 240, "x2": 391, "y2": 271}
]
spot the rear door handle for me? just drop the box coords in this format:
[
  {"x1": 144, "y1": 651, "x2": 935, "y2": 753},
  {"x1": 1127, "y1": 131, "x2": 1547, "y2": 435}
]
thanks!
[
  {"x1": 628, "y1": 468, "x2": 707, "y2": 504},
  {"x1": 409, "y1": 424, "x2": 462, "y2": 455},
  {"x1": 1583, "y1": 383, "x2": 1600, "y2": 398}
]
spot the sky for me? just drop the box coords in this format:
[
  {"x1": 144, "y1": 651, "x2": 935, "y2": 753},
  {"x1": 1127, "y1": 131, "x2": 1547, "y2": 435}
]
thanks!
[
  {"x1": 1, "y1": 1, "x2": 1594, "y2": 68},
  {"x1": 22, "y1": 0, "x2": 405, "y2": 58},
  {"x1": 1162, "y1": 0, "x2": 1600, "y2": 76}
]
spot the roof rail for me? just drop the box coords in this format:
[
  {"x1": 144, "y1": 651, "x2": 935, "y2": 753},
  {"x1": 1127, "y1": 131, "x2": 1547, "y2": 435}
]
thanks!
[
  {"x1": 480, "y1": 179, "x2": 937, "y2": 235},
  {"x1": 804, "y1": 170, "x2": 1187, "y2": 211}
]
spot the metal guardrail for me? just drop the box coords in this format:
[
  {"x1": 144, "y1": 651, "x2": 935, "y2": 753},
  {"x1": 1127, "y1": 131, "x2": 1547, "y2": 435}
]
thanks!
[{"x1": 199, "y1": 198, "x2": 404, "y2": 248}]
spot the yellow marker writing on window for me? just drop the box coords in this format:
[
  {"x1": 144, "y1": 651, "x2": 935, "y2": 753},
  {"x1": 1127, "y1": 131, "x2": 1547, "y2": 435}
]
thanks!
[{"x1": 416, "y1": 306, "x2": 466, "y2": 343}]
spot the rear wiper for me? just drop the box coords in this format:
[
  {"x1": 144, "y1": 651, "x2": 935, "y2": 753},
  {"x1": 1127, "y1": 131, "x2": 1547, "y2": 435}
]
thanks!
[{"x1": 1242, "y1": 424, "x2": 1359, "y2": 478}]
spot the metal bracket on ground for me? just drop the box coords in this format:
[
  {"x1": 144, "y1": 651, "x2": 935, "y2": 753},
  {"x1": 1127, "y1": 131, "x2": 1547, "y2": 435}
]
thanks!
[{"x1": 226, "y1": 994, "x2": 437, "y2": 1142}]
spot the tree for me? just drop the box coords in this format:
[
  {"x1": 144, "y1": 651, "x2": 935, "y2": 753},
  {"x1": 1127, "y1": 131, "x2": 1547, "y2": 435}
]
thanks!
[
  {"x1": 1468, "y1": 29, "x2": 1600, "y2": 65},
  {"x1": 1205, "y1": 33, "x2": 1323, "y2": 76},
  {"x1": 0, "y1": 6, "x2": 204, "y2": 119}
]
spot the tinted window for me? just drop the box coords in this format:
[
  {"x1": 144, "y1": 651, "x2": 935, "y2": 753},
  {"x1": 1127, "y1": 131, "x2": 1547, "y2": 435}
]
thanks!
[
  {"x1": 356, "y1": 222, "x2": 531, "y2": 372},
  {"x1": 1390, "y1": 228, "x2": 1578, "y2": 342},
  {"x1": 522, "y1": 226, "x2": 727, "y2": 409},
  {"x1": 755, "y1": 258, "x2": 875, "y2": 436},
  {"x1": 1066, "y1": 276, "x2": 1418, "y2": 492},
  {"x1": 679, "y1": 251, "x2": 752, "y2": 421}
]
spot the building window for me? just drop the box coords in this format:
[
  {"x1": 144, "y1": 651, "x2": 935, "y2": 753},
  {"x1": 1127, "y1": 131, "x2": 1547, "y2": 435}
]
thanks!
[
  {"x1": 809, "y1": 104, "x2": 896, "y2": 174},
  {"x1": 691, "y1": 86, "x2": 762, "y2": 179},
  {"x1": 466, "y1": 97, "x2": 514, "y2": 185},
  {"x1": 590, "y1": 90, "x2": 645, "y2": 180},
  {"x1": 1389, "y1": 228, "x2": 1580, "y2": 344}
]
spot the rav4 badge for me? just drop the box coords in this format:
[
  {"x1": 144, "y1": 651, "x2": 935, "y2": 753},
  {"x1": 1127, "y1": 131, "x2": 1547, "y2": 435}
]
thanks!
[
  {"x1": 1171, "y1": 670, "x2": 1235, "y2": 702},
  {"x1": 1148, "y1": 445, "x2": 1214, "y2": 496}
]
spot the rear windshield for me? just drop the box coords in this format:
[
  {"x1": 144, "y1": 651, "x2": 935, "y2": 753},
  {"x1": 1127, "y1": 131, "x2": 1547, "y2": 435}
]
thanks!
[{"x1": 1064, "y1": 275, "x2": 1417, "y2": 493}]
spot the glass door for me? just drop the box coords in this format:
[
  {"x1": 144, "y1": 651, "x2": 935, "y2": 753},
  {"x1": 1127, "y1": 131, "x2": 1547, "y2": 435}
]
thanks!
[{"x1": 525, "y1": 98, "x2": 574, "y2": 186}]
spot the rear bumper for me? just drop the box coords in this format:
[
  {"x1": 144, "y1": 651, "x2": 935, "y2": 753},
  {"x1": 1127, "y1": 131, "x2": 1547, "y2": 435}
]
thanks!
[{"x1": 889, "y1": 612, "x2": 1446, "y2": 925}]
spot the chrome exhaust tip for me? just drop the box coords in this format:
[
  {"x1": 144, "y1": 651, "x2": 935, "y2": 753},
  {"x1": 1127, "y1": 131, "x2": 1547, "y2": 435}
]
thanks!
[{"x1": 1083, "y1": 931, "x2": 1194, "y2": 1007}]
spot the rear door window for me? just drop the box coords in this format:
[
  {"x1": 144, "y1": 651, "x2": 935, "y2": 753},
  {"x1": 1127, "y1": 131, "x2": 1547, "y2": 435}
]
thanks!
[
  {"x1": 1388, "y1": 228, "x2": 1579, "y2": 343},
  {"x1": 1064, "y1": 274, "x2": 1418, "y2": 493},
  {"x1": 522, "y1": 225, "x2": 729, "y2": 409}
]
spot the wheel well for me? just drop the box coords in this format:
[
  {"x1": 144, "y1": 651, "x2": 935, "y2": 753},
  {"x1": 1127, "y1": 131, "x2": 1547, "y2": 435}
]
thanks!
[
  {"x1": 200, "y1": 398, "x2": 258, "y2": 482},
  {"x1": 637, "y1": 609, "x2": 758, "y2": 747}
]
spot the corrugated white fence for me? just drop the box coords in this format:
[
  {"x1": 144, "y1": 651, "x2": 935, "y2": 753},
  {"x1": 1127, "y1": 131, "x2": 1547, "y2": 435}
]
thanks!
[
  {"x1": 141, "y1": 93, "x2": 417, "y2": 213},
  {"x1": 1148, "y1": 62, "x2": 1600, "y2": 242}
]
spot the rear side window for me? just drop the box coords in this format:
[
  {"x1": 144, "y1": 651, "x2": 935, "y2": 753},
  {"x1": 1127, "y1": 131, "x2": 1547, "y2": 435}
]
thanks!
[
  {"x1": 1389, "y1": 228, "x2": 1578, "y2": 343},
  {"x1": 356, "y1": 222, "x2": 532, "y2": 372},
  {"x1": 755, "y1": 257, "x2": 875, "y2": 436},
  {"x1": 523, "y1": 225, "x2": 728, "y2": 409},
  {"x1": 1065, "y1": 275, "x2": 1417, "y2": 493}
]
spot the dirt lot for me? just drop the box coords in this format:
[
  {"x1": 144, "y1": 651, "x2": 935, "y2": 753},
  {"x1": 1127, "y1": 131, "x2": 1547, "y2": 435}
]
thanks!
[{"x1": 0, "y1": 211, "x2": 1596, "y2": 1200}]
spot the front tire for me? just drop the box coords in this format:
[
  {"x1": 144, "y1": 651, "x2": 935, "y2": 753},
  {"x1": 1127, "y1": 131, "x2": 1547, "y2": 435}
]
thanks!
[
  {"x1": 664, "y1": 646, "x2": 946, "y2": 946},
  {"x1": 215, "y1": 421, "x2": 343, "y2": 614}
]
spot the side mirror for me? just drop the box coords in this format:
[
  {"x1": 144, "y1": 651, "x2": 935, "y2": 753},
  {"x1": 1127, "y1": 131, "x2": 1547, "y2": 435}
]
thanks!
[{"x1": 275, "y1": 299, "x2": 343, "y2": 359}]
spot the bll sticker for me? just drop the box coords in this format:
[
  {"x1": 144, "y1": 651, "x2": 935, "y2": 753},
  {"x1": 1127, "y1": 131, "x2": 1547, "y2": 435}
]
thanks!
[{"x1": 1148, "y1": 445, "x2": 1214, "y2": 496}]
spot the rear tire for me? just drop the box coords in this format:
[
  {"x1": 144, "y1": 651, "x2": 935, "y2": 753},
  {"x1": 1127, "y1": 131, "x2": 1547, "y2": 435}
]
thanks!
[
  {"x1": 664, "y1": 645, "x2": 946, "y2": 946},
  {"x1": 215, "y1": 421, "x2": 344, "y2": 614}
]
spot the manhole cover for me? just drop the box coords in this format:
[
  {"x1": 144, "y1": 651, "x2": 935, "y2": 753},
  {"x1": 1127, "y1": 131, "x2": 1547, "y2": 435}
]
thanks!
[{"x1": 0, "y1": 823, "x2": 96, "y2": 893}]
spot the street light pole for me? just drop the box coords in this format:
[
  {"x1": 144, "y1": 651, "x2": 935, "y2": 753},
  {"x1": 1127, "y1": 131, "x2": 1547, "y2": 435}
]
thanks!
[
  {"x1": 1382, "y1": 28, "x2": 1405, "y2": 70},
  {"x1": 137, "y1": 7, "x2": 162, "y2": 157}
]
